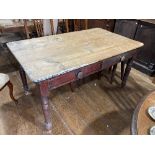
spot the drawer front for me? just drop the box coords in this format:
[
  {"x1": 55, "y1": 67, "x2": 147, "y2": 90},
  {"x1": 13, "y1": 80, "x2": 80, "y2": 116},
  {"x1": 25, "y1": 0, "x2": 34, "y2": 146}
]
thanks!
[
  {"x1": 48, "y1": 62, "x2": 102, "y2": 89},
  {"x1": 48, "y1": 72, "x2": 76, "y2": 89},
  {"x1": 76, "y1": 62, "x2": 102, "y2": 79}
]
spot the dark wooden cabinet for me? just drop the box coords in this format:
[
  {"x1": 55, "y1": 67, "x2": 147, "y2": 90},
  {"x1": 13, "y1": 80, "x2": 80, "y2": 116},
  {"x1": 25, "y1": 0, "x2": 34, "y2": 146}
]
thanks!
[
  {"x1": 134, "y1": 23, "x2": 155, "y2": 75},
  {"x1": 114, "y1": 19, "x2": 155, "y2": 76}
]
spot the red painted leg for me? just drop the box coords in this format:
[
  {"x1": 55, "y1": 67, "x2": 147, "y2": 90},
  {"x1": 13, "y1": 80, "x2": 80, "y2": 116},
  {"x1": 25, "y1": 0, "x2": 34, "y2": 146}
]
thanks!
[
  {"x1": 39, "y1": 81, "x2": 52, "y2": 131},
  {"x1": 7, "y1": 81, "x2": 18, "y2": 104},
  {"x1": 121, "y1": 57, "x2": 133, "y2": 87}
]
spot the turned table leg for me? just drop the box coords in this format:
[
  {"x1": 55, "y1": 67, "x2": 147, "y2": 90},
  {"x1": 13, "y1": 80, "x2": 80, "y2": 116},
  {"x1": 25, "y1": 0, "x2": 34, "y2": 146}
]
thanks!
[
  {"x1": 19, "y1": 66, "x2": 29, "y2": 95},
  {"x1": 108, "y1": 66, "x2": 112, "y2": 73},
  {"x1": 121, "y1": 57, "x2": 133, "y2": 87},
  {"x1": 7, "y1": 81, "x2": 18, "y2": 104},
  {"x1": 97, "y1": 71, "x2": 102, "y2": 80},
  {"x1": 110, "y1": 64, "x2": 117, "y2": 84},
  {"x1": 39, "y1": 81, "x2": 52, "y2": 131},
  {"x1": 121, "y1": 61, "x2": 125, "y2": 80}
]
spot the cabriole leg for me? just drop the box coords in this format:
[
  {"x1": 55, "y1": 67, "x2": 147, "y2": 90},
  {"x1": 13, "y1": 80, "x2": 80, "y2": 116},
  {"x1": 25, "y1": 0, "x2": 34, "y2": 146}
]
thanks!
[{"x1": 7, "y1": 81, "x2": 18, "y2": 104}]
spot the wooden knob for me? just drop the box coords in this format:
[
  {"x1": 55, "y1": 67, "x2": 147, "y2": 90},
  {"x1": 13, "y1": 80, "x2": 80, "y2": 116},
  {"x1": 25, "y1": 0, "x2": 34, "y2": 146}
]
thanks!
[{"x1": 77, "y1": 71, "x2": 83, "y2": 79}]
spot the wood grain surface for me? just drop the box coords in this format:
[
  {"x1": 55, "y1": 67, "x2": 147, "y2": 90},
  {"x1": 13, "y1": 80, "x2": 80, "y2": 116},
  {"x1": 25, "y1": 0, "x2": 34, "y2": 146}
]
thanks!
[{"x1": 7, "y1": 28, "x2": 143, "y2": 82}]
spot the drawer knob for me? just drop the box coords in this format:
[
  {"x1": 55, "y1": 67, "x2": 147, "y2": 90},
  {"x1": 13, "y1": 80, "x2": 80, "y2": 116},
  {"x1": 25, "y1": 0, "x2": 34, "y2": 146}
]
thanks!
[
  {"x1": 77, "y1": 71, "x2": 83, "y2": 79},
  {"x1": 120, "y1": 56, "x2": 125, "y2": 61}
]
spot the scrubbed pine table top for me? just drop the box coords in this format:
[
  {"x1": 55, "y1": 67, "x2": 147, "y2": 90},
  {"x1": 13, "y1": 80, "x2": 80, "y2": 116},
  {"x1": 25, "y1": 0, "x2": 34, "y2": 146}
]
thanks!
[{"x1": 7, "y1": 28, "x2": 143, "y2": 82}]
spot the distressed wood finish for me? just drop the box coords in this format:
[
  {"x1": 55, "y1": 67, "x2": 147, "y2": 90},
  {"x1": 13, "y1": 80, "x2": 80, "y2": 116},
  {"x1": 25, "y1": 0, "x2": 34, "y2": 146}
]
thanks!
[
  {"x1": 7, "y1": 28, "x2": 143, "y2": 83},
  {"x1": 7, "y1": 28, "x2": 143, "y2": 131},
  {"x1": 39, "y1": 81, "x2": 52, "y2": 131}
]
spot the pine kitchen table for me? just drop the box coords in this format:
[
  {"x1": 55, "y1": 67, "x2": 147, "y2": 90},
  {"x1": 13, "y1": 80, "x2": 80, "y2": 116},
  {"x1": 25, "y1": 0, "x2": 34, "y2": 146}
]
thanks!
[{"x1": 7, "y1": 28, "x2": 143, "y2": 132}]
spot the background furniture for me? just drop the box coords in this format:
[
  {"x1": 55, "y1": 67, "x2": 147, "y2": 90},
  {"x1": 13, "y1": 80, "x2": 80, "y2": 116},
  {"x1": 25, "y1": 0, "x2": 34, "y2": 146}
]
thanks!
[
  {"x1": 24, "y1": 19, "x2": 55, "y2": 38},
  {"x1": 0, "y1": 19, "x2": 34, "y2": 34},
  {"x1": 64, "y1": 19, "x2": 88, "y2": 32},
  {"x1": 33, "y1": 19, "x2": 44, "y2": 37},
  {"x1": 131, "y1": 91, "x2": 155, "y2": 135},
  {"x1": 0, "y1": 73, "x2": 17, "y2": 103},
  {"x1": 114, "y1": 19, "x2": 155, "y2": 76},
  {"x1": 62, "y1": 19, "x2": 115, "y2": 33},
  {"x1": 0, "y1": 20, "x2": 26, "y2": 47},
  {"x1": 88, "y1": 19, "x2": 115, "y2": 32}
]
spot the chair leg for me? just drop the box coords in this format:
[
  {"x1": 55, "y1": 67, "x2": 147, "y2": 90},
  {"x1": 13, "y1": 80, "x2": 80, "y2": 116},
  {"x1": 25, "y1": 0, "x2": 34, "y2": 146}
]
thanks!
[
  {"x1": 110, "y1": 64, "x2": 117, "y2": 84},
  {"x1": 7, "y1": 81, "x2": 18, "y2": 104}
]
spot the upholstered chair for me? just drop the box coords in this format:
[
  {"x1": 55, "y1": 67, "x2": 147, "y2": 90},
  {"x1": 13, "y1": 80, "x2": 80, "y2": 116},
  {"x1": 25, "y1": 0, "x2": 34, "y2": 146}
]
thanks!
[{"x1": 0, "y1": 73, "x2": 17, "y2": 103}]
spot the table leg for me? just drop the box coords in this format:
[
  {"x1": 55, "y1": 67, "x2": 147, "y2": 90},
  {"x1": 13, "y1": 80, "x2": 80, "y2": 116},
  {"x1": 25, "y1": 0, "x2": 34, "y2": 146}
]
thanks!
[
  {"x1": 121, "y1": 61, "x2": 125, "y2": 80},
  {"x1": 108, "y1": 66, "x2": 112, "y2": 73},
  {"x1": 97, "y1": 71, "x2": 102, "y2": 80},
  {"x1": 121, "y1": 57, "x2": 133, "y2": 87},
  {"x1": 39, "y1": 81, "x2": 52, "y2": 131},
  {"x1": 110, "y1": 64, "x2": 117, "y2": 84},
  {"x1": 19, "y1": 66, "x2": 29, "y2": 95}
]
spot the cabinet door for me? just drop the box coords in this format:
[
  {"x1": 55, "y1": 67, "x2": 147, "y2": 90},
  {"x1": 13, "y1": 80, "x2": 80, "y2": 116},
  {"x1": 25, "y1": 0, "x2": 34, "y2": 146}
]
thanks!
[
  {"x1": 134, "y1": 24, "x2": 155, "y2": 67},
  {"x1": 114, "y1": 19, "x2": 138, "y2": 39}
]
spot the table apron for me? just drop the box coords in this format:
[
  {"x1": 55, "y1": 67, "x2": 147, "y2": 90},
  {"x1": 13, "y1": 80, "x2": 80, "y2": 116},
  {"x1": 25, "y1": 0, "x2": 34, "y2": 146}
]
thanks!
[{"x1": 46, "y1": 50, "x2": 137, "y2": 90}]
